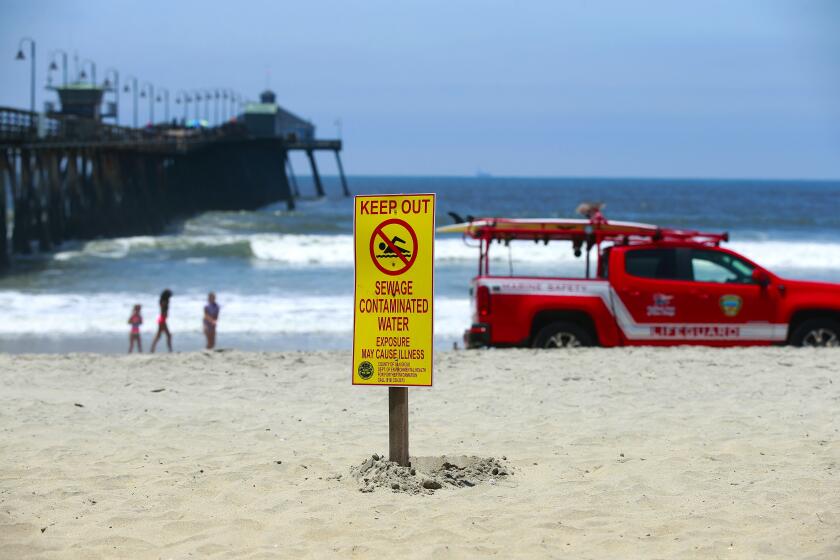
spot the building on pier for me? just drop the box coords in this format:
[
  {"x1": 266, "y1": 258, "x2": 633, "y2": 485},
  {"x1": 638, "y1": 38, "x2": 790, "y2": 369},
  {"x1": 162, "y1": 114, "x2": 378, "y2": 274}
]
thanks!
[
  {"x1": 47, "y1": 82, "x2": 109, "y2": 121},
  {"x1": 243, "y1": 90, "x2": 314, "y2": 141}
]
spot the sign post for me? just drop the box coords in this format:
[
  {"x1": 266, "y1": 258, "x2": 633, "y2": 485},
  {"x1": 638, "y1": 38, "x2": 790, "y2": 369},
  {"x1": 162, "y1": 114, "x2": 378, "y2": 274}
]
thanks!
[
  {"x1": 353, "y1": 193, "x2": 435, "y2": 466},
  {"x1": 389, "y1": 387, "x2": 409, "y2": 466}
]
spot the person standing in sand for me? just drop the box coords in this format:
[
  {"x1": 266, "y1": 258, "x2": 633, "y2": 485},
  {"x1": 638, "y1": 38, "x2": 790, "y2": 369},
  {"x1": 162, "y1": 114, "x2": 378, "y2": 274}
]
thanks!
[
  {"x1": 150, "y1": 289, "x2": 173, "y2": 353},
  {"x1": 128, "y1": 304, "x2": 143, "y2": 353},
  {"x1": 203, "y1": 292, "x2": 220, "y2": 349}
]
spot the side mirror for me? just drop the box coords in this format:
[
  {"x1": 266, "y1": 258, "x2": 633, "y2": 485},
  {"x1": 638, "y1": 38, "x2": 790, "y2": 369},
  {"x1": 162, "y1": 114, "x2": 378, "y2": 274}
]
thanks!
[{"x1": 752, "y1": 268, "x2": 771, "y2": 287}]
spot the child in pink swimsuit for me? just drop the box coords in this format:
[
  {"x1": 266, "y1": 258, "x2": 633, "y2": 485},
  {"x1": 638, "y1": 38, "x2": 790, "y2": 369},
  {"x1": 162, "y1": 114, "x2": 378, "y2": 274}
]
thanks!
[{"x1": 128, "y1": 304, "x2": 143, "y2": 353}]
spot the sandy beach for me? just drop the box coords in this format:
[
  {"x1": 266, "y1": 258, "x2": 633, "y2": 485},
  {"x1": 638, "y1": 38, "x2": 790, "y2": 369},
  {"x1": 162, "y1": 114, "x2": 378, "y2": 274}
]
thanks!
[{"x1": 1, "y1": 347, "x2": 838, "y2": 558}]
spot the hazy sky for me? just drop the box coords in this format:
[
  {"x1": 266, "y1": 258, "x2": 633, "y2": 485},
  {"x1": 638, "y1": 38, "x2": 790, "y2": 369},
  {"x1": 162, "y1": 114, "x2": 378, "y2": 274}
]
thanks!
[{"x1": 2, "y1": 0, "x2": 838, "y2": 178}]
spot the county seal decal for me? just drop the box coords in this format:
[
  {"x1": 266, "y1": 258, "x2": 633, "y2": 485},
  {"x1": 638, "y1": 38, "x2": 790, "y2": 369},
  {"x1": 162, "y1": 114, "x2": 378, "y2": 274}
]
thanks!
[
  {"x1": 719, "y1": 294, "x2": 743, "y2": 317},
  {"x1": 357, "y1": 361, "x2": 374, "y2": 380}
]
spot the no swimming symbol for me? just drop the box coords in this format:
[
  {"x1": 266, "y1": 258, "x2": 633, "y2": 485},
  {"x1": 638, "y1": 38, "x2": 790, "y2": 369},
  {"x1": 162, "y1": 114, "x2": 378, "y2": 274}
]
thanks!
[{"x1": 369, "y1": 219, "x2": 418, "y2": 275}]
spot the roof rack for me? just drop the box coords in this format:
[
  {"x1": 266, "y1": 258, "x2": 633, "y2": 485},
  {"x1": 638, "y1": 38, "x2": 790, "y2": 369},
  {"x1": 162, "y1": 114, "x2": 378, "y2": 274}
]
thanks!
[{"x1": 437, "y1": 216, "x2": 728, "y2": 247}]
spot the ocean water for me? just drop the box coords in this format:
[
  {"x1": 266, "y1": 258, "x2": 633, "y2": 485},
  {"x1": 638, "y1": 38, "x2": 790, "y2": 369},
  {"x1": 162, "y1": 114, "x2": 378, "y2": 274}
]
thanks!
[{"x1": 1, "y1": 176, "x2": 839, "y2": 353}]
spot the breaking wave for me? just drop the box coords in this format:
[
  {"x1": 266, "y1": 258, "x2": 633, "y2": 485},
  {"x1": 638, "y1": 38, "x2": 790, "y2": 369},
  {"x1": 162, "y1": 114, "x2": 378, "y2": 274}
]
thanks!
[
  {"x1": 52, "y1": 233, "x2": 840, "y2": 272},
  {"x1": 0, "y1": 291, "x2": 470, "y2": 337}
]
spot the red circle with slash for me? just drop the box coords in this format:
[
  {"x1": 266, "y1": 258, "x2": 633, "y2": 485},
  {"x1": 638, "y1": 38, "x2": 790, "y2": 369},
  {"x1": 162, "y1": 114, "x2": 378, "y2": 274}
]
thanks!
[{"x1": 370, "y1": 219, "x2": 419, "y2": 276}]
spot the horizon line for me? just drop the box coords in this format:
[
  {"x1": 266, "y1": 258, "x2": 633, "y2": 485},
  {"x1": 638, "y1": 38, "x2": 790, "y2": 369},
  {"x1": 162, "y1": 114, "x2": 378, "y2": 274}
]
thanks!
[{"x1": 294, "y1": 173, "x2": 840, "y2": 183}]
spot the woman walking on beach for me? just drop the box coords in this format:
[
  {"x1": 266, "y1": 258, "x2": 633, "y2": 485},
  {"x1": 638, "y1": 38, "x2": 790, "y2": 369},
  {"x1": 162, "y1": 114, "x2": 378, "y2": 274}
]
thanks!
[
  {"x1": 128, "y1": 304, "x2": 143, "y2": 353},
  {"x1": 150, "y1": 289, "x2": 173, "y2": 353},
  {"x1": 203, "y1": 292, "x2": 220, "y2": 349}
]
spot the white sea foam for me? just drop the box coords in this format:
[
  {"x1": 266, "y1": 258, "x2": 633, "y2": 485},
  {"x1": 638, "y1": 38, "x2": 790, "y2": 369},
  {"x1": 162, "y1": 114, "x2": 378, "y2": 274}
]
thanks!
[
  {"x1": 0, "y1": 291, "x2": 470, "y2": 337},
  {"x1": 51, "y1": 233, "x2": 840, "y2": 271}
]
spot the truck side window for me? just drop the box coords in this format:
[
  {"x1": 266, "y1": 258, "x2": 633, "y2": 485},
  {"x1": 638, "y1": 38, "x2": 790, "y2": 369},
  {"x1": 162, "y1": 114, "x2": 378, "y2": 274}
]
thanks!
[
  {"x1": 625, "y1": 249, "x2": 679, "y2": 279},
  {"x1": 690, "y1": 249, "x2": 755, "y2": 284}
]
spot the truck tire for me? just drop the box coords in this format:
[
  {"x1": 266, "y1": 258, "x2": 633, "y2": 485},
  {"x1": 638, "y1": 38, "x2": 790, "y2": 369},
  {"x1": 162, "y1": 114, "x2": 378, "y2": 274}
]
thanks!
[
  {"x1": 789, "y1": 318, "x2": 840, "y2": 347},
  {"x1": 533, "y1": 321, "x2": 594, "y2": 348}
]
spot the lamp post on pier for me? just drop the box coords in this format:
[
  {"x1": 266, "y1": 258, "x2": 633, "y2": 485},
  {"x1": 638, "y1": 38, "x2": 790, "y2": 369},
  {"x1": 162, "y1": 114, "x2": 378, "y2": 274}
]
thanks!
[
  {"x1": 48, "y1": 49, "x2": 69, "y2": 87},
  {"x1": 176, "y1": 90, "x2": 190, "y2": 122},
  {"x1": 222, "y1": 89, "x2": 230, "y2": 120},
  {"x1": 103, "y1": 68, "x2": 119, "y2": 124},
  {"x1": 15, "y1": 37, "x2": 36, "y2": 115},
  {"x1": 193, "y1": 90, "x2": 203, "y2": 120},
  {"x1": 140, "y1": 82, "x2": 154, "y2": 125},
  {"x1": 203, "y1": 89, "x2": 212, "y2": 121},
  {"x1": 232, "y1": 92, "x2": 242, "y2": 120},
  {"x1": 79, "y1": 58, "x2": 97, "y2": 85},
  {"x1": 123, "y1": 75, "x2": 139, "y2": 128},
  {"x1": 156, "y1": 87, "x2": 170, "y2": 123},
  {"x1": 213, "y1": 89, "x2": 221, "y2": 125}
]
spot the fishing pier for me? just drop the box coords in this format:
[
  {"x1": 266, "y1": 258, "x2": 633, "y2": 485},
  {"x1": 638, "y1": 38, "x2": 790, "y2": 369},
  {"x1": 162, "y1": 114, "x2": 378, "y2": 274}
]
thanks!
[{"x1": 0, "y1": 87, "x2": 349, "y2": 271}]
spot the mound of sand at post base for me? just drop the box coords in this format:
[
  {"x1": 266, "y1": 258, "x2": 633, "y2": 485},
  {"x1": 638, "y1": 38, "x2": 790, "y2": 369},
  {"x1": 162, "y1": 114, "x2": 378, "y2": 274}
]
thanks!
[
  {"x1": 0, "y1": 347, "x2": 839, "y2": 559},
  {"x1": 347, "y1": 454, "x2": 513, "y2": 494}
]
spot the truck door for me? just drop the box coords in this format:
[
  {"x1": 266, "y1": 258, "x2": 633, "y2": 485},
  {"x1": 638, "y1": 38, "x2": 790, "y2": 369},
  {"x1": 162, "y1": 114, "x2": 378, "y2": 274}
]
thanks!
[
  {"x1": 612, "y1": 247, "x2": 698, "y2": 343},
  {"x1": 680, "y1": 248, "x2": 779, "y2": 342}
]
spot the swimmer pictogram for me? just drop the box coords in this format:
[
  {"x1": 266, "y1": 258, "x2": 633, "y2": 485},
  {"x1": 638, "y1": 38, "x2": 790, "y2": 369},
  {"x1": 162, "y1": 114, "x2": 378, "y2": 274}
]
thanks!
[{"x1": 370, "y1": 218, "x2": 418, "y2": 275}]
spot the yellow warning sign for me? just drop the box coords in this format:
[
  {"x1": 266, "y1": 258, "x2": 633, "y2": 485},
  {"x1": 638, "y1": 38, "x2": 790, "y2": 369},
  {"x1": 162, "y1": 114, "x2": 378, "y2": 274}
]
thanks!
[{"x1": 353, "y1": 193, "x2": 435, "y2": 386}]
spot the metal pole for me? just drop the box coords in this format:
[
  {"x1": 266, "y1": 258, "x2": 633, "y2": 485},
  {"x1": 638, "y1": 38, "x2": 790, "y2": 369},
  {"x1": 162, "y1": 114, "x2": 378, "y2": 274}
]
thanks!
[
  {"x1": 149, "y1": 84, "x2": 154, "y2": 124},
  {"x1": 16, "y1": 38, "x2": 36, "y2": 115},
  {"x1": 81, "y1": 59, "x2": 96, "y2": 86},
  {"x1": 193, "y1": 91, "x2": 202, "y2": 120},
  {"x1": 51, "y1": 50, "x2": 69, "y2": 87},
  {"x1": 30, "y1": 41, "x2": 35, "y2": 115},
  {"x1": 133, "y1": 78, "x2": 138, "y2": 127},
  {"x1": 105, "y1": 68, "x2": 119, "y2": 124},
  {"x1": 114, "y1": 73, "x2": 119, "y2": 124},
  {"x1": 177, "y1": 90, "x2": 189, "y2": 122},
  {"x1": 125, "y1": 75, "x2": 139, "y2": 128},
  {"x1": 214, "y1": 90, "x2": 219, "y2": 125}
]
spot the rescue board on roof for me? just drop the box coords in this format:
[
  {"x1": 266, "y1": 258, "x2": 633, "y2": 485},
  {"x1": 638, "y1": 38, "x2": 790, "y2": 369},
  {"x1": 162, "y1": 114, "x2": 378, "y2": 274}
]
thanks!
[
  {"x1": 353, "y1": 194, "x2": 435, "y2": 387},
  {"x1": 437, "y1": 218, "x2": 728, "y2": 245},
  {"x1": 437, "y1": 218, "x2": 659, "y2": 237}
]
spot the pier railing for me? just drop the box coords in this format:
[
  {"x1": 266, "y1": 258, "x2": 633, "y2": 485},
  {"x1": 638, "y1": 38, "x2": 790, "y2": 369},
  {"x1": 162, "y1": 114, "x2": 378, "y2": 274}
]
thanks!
[{"x1": 0, "y1": 106, "x2": 252, "y2": 151}]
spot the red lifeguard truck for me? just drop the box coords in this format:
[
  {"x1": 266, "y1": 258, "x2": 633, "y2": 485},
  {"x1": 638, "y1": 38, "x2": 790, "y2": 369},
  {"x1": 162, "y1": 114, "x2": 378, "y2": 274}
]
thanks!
[{"x1": 439, "y1": 205, "x2": 840, "y2": 348}]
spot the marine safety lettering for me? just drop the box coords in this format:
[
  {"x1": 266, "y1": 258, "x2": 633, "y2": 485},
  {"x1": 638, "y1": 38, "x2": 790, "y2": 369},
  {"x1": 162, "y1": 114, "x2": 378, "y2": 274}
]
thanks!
[{"x1": 353, "y1": 193, "x2": 435, "y2": 387}]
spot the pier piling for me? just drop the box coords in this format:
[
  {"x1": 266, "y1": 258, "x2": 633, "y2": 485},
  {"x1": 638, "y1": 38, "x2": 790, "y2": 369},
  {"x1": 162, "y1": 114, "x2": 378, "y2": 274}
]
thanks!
[
  {"x1": 306, "y1": 149, "x2": 325, "y2": 197},
  {"x1": 0, "y1": 152, "x2": 8, "y2": 270},
  {"x1": 334, "y1": 150, "x2": 350, "y2": 197}
]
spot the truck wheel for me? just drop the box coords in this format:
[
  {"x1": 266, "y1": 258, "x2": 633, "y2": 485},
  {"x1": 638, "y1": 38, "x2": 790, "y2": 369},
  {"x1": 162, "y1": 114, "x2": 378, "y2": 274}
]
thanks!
[
  {"x1": 789, "y1": 318, "x2": 840, "y2": 347},
  {"x1": 533, "y1": 322, "x2": 594, "y2": 348}
]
